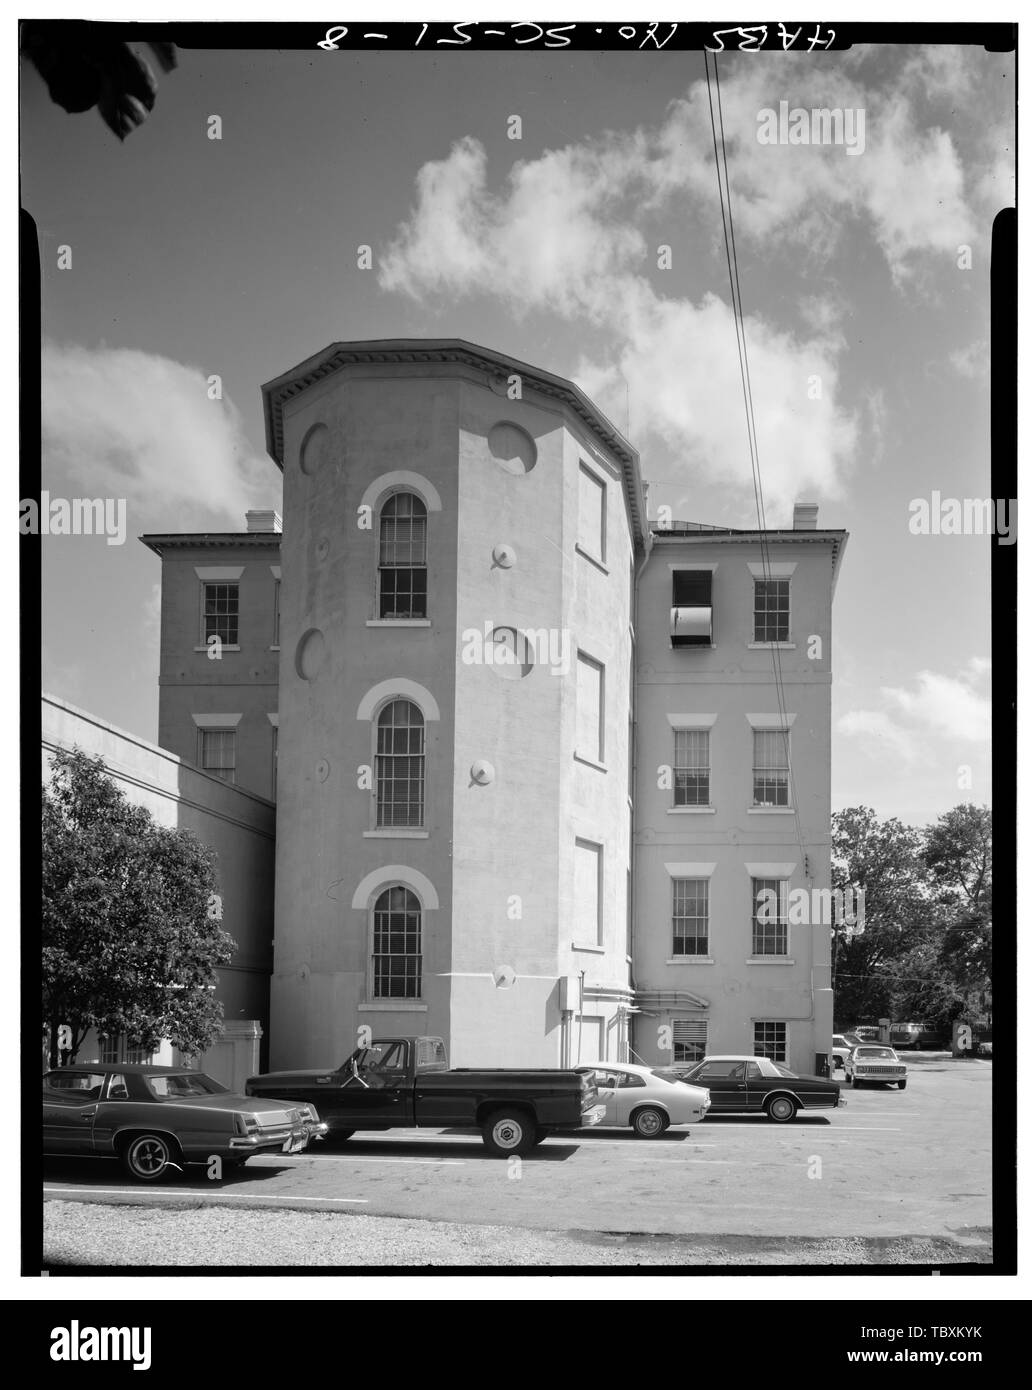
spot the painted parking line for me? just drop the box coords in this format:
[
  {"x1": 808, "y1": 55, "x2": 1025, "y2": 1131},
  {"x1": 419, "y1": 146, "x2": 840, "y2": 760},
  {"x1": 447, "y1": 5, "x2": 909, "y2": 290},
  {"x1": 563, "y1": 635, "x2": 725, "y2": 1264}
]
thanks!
[
  {"x1": 303, "y1": 1156, "x2": 466, "y2": 1166},
  {"x1": 44, "y1": 1186, "x2": 369, "y2": 1204},
  {"x1": 698, "y1": 1124, "x2": 901, "y2": 1132}
]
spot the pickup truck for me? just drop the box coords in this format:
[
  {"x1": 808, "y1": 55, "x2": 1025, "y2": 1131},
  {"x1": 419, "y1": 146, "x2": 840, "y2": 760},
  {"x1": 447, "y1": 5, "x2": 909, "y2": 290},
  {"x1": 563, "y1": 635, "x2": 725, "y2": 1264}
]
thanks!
[{"x1": 246, "y1": 1036, "x2": 605, "y2": 1157}]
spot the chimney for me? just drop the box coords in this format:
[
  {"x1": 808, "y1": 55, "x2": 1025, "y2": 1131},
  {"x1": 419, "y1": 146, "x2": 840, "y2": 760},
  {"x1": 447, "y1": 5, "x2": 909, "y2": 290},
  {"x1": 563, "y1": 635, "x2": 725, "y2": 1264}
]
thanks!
[
  {"x1": 245, "y1": 509, "x2": 282, "y2": 534},
  {"x1": 793, "y1": 502, "x2": 819, "y2": 531}
]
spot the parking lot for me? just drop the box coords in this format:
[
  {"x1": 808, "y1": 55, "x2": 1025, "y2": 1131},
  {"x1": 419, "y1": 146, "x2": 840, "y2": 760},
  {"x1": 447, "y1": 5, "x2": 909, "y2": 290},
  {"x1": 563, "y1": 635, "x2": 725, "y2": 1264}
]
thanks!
[{"x1": 42, "y1": 1055, "x2": 992, "y2": 1266}]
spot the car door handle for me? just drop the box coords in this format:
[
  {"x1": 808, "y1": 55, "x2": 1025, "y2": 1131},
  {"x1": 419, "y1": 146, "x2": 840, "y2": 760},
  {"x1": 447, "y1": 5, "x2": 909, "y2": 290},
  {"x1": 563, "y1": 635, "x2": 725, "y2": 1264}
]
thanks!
[
  {"x1": 80, "y1": 1107, "x2": 97, "y2": 1118},
  {"x1": 735, "y1": 1084, "x2": 748, "y2": 1090}
]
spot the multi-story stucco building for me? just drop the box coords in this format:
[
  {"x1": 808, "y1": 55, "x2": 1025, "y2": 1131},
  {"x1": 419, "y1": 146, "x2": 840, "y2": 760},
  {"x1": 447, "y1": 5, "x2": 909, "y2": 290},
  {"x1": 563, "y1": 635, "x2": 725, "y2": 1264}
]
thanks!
[
  {"x1": 141, "y1": 513, "x2": 281, "y2": 800},
  {"x1": 259, "y1": 340, "x2": 646, "y2": 1068},
  {"x1": 632, "y1": 513, "x2": 847, "y2": 1076},
  {"x1": 138, "y1": 338, "x2": 847, "y2": 1075}
]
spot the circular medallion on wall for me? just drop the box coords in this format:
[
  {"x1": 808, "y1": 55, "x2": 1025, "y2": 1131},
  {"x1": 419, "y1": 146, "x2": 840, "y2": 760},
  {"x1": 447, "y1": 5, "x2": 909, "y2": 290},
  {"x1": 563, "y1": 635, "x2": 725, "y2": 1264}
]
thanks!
[
  {"x1": 299, "y1": 422, "x2": 330, "y2": 477},
  {"x1": 316, "y1": 759, "x2": 330, "y2": 782},
  {"x1": 295, "y1": 627, "x2": 326, "y2": 680},
  {"x1": 315, "y1": 537, "x2": 330, "y2": 563},
  {"x1": 488, "y1": 626, "x2": 534, "y2": 680},
  {"x1": 488, "y1": 421, "x2": 537, "y2": 475}
]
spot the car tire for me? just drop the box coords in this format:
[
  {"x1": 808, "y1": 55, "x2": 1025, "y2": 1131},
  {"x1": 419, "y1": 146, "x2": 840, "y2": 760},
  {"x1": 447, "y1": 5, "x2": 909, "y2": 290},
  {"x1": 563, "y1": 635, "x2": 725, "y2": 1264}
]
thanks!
[
  {"x1": 630, "y1": 1106, "x2": 668, "y2": 1139},
  {"x1": 482, "y1": 1109, "x2": 536, "y2": 1157},
  {"x1": 897, "y1": 1080, "x2": 907, "y2": 1090},
  {"x1": 120, "y1": 1132, "x2": 179, "y2": 1183},
  {"x1": 766, "y1": 1095, "x2": 798, "y2": 1123}
]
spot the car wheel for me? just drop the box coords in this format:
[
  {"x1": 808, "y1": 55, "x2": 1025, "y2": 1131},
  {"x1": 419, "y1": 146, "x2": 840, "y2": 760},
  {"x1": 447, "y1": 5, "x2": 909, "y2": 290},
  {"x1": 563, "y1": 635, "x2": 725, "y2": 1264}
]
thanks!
[
  {"x1": 121, "y1": 1133, "x2": 179, "y2": 1182},
  {"x1": 766, "y1": 1095, "x2": 798, "y2": 1123},
  {"x1": 897, "y1": 1080, "x2": 907, "y2": 1090},
  {"x1": 630, "y1": 1106, "x2": 668, "y2": 1139},
  {"x1": 482, "y1": 1109, "x2": 535, "y2": 1157}
]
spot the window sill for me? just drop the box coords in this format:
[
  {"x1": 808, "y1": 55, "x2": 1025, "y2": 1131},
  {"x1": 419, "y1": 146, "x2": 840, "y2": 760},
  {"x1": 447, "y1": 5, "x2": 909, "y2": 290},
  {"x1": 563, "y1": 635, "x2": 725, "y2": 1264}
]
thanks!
[
  {"x1": 746, "y1": 957, "x2": 795, "y2": 966},
  {"x1": 358, "y1": 1002, "x2": 428, "y2": 1012},
  {"x1": 363, "y1": 829, "x2": 429, "y2": 839},
  {"x1": 668, "y1": 806, "x2": 715, "y2": 815},
  {"x1": 194, "y1": 645, "x2": 240, "y2": 652},
  {"x1": 366, "y1": 619, "x2": 431, "y2": 628},
  {"x1": 748, "y1": 641, "x2": 795, "y2": 650},
  {"x1": 575, "y1": 544, "x2": 609, "y2": 575},
  {"x1": 666, "y1": 957, "x2": 714, "y2": 965},
  {"x1": 269, "y1": 645, "x2": 280, "y2": 652},
  {"x1": 748, "y1": 807, "x2": 795, "y2": 815},
  {"x1": 573, "y1": 753, "x2": 607, "y2": 773},
  {"x1": 571, "y1": 943, "x2": 606, "y2": 954}
]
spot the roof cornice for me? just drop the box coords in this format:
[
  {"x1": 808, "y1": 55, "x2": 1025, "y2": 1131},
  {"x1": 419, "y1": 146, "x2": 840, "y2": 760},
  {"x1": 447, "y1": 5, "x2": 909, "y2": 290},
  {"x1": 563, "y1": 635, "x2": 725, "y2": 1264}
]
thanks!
[
  {"x1": 260, "y1": 337, "x2": 648, "y2": 546},
  {"x1": 139, "y1": 533, "x2": 282, "y2": 558}
]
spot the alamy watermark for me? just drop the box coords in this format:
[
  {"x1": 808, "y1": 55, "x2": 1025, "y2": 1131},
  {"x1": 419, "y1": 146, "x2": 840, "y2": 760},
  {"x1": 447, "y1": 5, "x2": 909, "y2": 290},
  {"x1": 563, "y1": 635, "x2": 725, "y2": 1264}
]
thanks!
[
  {"x1": 909, "y1": 492, "x2": 1015, "y2": 545},
  {"x1": 461, "y1": 622, "x2": 571, "y2": 675},
  {"x1": 757, "y1": 885, "x2": 865, "y2": 929},
  {"x1": 20, "y1": 492, "x2": 127, "y2": 546},
  {"x1": 757, "y1": 101, "x2": 866, "y2": 156}
]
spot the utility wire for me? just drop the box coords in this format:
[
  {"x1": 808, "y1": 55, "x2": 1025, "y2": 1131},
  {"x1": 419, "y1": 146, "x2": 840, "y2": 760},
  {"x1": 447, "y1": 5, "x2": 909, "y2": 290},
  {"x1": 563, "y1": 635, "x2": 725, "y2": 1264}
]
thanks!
[{"x1": 704, "y1": 51, "x2": 812, "y2": 890}]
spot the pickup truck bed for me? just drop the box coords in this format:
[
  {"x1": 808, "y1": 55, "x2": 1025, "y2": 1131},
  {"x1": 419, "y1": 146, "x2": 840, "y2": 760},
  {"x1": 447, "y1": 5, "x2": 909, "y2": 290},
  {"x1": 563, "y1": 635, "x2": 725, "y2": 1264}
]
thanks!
[{"x1": 247, "y1": 1036, "x2": 604, "y2": 1156}]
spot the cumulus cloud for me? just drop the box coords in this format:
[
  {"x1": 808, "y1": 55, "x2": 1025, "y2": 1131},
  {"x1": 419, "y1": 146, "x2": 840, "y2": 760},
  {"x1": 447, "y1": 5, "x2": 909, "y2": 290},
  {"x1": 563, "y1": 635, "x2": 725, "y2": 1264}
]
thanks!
[
  {"x1": 837, "y1": 708, "x2": 919, "y2": 764},
  {"x1": 43, "y1": 342, "x2": 279, "y2": 531},
  {"x1": 378, "y1": 50, "x2": 1004, "y2": 517},
  {"x1": 838, "y1": 657, "x2": 991, "y2": 762}
]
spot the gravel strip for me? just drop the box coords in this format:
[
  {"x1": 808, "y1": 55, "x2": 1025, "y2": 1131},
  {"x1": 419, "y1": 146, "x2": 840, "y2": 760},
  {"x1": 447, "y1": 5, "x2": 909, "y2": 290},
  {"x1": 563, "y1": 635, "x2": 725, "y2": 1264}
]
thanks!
[{"x1": 43, "y1": 1201, "x2": 992, "y2": 1268}]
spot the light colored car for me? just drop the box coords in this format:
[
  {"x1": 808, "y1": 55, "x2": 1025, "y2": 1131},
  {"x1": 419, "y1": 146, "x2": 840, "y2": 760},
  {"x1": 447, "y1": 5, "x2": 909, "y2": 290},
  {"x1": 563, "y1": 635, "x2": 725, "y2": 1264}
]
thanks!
[
  {"x1": 831, "y1": 1033, "x2": 863, "y2": 1069},
  {"x1": 574, "y1": 1062, "x2": 710, "y2": 1137},
  {"x1": 844, "y1": 1045, "x2": 908, "y2": 1089}
]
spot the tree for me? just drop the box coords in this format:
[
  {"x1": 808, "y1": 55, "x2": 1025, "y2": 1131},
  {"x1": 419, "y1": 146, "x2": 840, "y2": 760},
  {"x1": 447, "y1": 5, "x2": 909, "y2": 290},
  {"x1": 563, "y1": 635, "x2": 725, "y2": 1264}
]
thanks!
[
  {"x1": 42, "y1": 747, "x2": 236, "y2": 1066},
  {"x1": 830, "y1": 806, "x2": 928, "y2": 1024}
]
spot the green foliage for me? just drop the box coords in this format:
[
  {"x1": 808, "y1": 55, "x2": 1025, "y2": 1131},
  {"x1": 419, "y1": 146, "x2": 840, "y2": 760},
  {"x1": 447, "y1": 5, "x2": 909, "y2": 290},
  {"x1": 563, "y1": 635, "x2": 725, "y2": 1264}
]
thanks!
[
  {"x1": 831, "y1": 803, "x2": 992, "y2": 1033},
  {"x1": 42, "y1": 747, "x2": 237, "y2": 1066}
]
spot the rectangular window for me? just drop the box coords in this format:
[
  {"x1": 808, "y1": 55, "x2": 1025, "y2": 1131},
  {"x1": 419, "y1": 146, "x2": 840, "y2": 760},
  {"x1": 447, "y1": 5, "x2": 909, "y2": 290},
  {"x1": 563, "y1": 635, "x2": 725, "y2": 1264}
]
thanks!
[
  {"x1": 673, "y1": 729, "x2": 710, "y2": 805},
  {"x1": 199, "y1": 729, "x2": 236, "y2": 784},
  {"x1": 672, "y1": 1019, "x2": 708, "y2": 1065},
  {"x1": 576, "y1": 653, "x2": 605, "y2": 763},
  {"x1": 272, "y1": 579, "x2": 281, "y2": 646},
  {"x1": 754, "y1": 1020, "x2": 788, "y2": 1062},
  {"x1": 202, "y1": 582, "x2": 239, "y2": 646},
  {"x1": 99, "y1": 1036, "x2": 148, "y2": 1065},
  {"x1": 671, "y1": 570, "x2": 713, "y2": 647},
  {"x1": 375, "y1": 702, "x2": 425, "y2": 828},
  {"x1": 752, "y1": 878, "x2": 788, "y2": 956},
  {"x1": 575, "y1": 838, "x2": 603, "y2": 946},
  {"x1": 672, "y1": 878, "x2": 709, "y2": 956},
  {"x1": 578, "y1": 463, "x2": 606, "y2": 563},
  {"x1": 752, "y1": 729, "x2": 790, "y2": 806},
  {"x1": 753, "y1": 578, "x2": 790, "y2": 642}
]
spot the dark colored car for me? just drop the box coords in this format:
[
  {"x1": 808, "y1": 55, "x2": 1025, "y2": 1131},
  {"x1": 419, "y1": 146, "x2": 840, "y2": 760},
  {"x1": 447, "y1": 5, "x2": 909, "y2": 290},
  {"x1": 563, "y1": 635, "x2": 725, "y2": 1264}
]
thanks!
[
  {"x1": 246, "y1": 1035, "x2": 605, "y2": 1156},
  {"x1": 656, "y1": 1054, "x2": 845, "y2": 1122},
  {"x1": 43, "y1": 1063, "x2": 328, "y2": 1182}
]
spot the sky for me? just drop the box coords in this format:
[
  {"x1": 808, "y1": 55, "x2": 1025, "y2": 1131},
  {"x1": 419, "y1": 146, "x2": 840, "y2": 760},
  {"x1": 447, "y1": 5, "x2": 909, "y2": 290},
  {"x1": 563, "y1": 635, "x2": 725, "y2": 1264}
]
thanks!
[{"x1": 23, "y1": 34, "x2": 1010, "y2": 828}]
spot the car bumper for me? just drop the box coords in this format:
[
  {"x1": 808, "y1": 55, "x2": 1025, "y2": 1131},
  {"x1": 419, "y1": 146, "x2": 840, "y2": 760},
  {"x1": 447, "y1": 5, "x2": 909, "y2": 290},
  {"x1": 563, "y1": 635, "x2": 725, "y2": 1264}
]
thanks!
[{"x1": 580, "y1": 1104, "x2": 606, "y2": 1128}]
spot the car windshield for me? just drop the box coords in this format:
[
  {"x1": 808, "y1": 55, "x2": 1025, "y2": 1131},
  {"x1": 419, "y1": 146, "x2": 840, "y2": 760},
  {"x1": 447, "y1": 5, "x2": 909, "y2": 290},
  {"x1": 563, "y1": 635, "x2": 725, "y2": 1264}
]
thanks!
[
  {"x1": 856, "y1": 1047, "x2": 896, "y2": 1059},
  {"x1": 144, "y1": 1072, "x2": 228, "y2": 1099}
]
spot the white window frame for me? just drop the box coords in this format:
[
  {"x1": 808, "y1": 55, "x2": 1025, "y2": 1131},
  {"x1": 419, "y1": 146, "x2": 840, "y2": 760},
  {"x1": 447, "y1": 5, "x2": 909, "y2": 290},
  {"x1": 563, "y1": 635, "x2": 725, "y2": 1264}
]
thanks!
[
  {"x1": 753, "y1": 1020, "x2": 789, "y2": 1063},
  {"x1": 574, "y1": 837, "x2": 604, "y2": 948},
  {"x1": 575, "y1": 650, "x2": 606, "y2": 767},
  {"x1": 576, "y1": 462, "x2": 607, "y2": 567}
]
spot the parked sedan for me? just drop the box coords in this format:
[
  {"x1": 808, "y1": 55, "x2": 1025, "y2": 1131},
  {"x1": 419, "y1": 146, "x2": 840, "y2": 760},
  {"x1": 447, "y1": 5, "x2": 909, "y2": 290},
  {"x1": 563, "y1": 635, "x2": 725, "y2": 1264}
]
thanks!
[
  {"x1": 831, "y1": 1033, "x2": 863, "y2": 1069},
  {"x1": 43, "y1": 1063, "x2": 328, "y2": 1181},
  {"x1": 574, "y1": 1063, "x2": 710, "y2": 1137},
  {"x1": 844, "y1": 1045, "x2": 908, "y2": 1089},
  {"x1": 659, "y1": 1055, "x2": 845, "y2": 1122}
]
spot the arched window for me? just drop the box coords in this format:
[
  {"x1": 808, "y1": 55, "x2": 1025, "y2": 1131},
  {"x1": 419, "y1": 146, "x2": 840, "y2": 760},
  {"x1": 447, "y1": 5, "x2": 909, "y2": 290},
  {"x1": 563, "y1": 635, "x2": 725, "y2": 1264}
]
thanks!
[
  {"x1": 376, "y1": 699, "x2": 425, "y2": 827},
  {"x1": 378, "y1": 492, "x2": 428, "y2": 619},
  {"x1": 372, "y1": 886, "x2": 422, "y2": 999}
]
